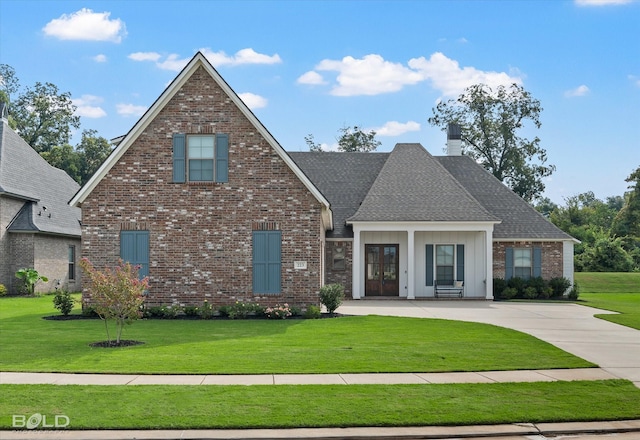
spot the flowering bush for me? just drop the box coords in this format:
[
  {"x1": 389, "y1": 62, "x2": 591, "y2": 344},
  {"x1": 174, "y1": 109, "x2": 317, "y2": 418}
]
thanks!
[
  {"x1": 264, "y1": 303, "x2": 292, "y2": 320},
  {"x1": 79, "y1": 258, "x2": 148, "y2": 345}
]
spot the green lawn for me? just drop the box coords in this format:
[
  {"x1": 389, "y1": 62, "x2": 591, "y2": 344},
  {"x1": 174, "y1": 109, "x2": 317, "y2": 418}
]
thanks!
[
  {"x1": 0, "y1": 295, "x2": 593, "y2": 373},
  {"x1": 2, "y1": 381, "x2": 640, "y2": 429},
  {"x1": 575, "y1": 272, "x2": 640, "y2": 330}
]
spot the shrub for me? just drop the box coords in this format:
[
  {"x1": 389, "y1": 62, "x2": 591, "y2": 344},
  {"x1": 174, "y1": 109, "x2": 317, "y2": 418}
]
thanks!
[
  {"x1": 523, "y1": 286, "x2": 538, "y2": 299},
  {"x1": 145, "y1": 305, "x2": 179, "y2": 319},
  {"x1": 527, "y1": 277, "x2": 547, "y2": 295},
  {"x1": 0, "y1": 284, "x2": 6, "y2": 296},
  {"x1": 79, "y1": 258, "x2": 147, "y2": 345},
  {"x1": 501, "y1": 287, "x2": 518, "y2": 300},
  {"x1": 53, "y1": 290, "x2": 75, "y2": 316},
  {"x1": 15, "y1": 268, "x2": 48, "y2": 296},
  {"x1": 507, "y1": 277, "x2": 526, "y2": 296},
  {"x1": 304, "y1": 305, "x2": 321, "y2": 319},
  {"x1": 320, "y1": 283, "x2": 344, "y2": 316},
  {"x1": 223, "y1": 301, "x2": 262, "y2": 319},
  {"x1": 539, "y1": 286, "x2": 553, "y2": 299},
  {"x1": 195, "y1": 300, "x2": 213, "y2": 319},
  {"x1": 549, "y1": 277, "x2": 571, "y2": 298},
  {"x1": 493, "y1": 278, "x2": 506, "y2": 298},
  {"x1": 183, "y1": 306, "x2": 199, "y2": 317},
  {"x1": 568, "y1": 281, "x2": 580, "y2": 300},
  {"x1": 264, "y1": 304, "x2": 292, "y2": 319}
]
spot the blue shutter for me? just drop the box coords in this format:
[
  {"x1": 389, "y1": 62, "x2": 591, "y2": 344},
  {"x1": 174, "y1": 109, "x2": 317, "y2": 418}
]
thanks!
[
  {"x1": 172, "y1": 134, "x2": 186, "y2": 183},
  {"x1": 533, "y1": 247, "x2": 542, "y2": 278},
  {"x1": 215, "y1": 133, "x2": 228, "y2": 183},
  {"x1": 120, "y1": 231, "x2": 150, "y2": 279},
  {"x1": 425, "y1": 244, "x2": 434, "y2": 286},
  {"x1": 253, "y1": 231, "x2": 281, "y2": 294},
  {"x1": 456, "y1": 244, "x2": 465, "y2": 282},
  {"x1": 505, "y1": 247, "x2": 514, "y2": 280}
]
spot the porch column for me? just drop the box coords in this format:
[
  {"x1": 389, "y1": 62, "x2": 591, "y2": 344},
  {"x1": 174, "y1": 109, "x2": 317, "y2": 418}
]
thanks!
[
  {"x1": 485, "y1": 229, "x2": 494, "y2": 299},
  {"x1": 407, "y1": 229, "x2": 415, "y2": 299},
  {"x1": 352, "y1": 228, "x2": 361, "y2": 299}
]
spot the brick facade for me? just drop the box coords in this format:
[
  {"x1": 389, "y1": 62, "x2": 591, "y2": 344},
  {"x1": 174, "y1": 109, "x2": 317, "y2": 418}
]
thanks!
[
  {"x1": 81, "y1": 66, "x2": 323, "y2": 308},
  {"x1": 493, "y1": 241, "x2": 564, "y2": 280},
  {"x1": 324, "y1": 240, "x2": 353, "y2": 297}
]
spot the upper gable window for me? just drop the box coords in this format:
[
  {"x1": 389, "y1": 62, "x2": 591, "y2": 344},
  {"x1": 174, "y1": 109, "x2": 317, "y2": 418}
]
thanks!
[{"x1": 172, "y1": 133, "x2": 228, "y2": 183}]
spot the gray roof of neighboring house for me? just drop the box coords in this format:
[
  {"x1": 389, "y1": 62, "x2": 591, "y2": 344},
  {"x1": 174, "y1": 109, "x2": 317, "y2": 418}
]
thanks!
[
  {"x1": 289, "y1": 144, "x2": 572, "y2": 241},
  {"x1": 289, "y1": 151, "x2": 389, "y2": 238},
  {"x1": 0, "y1": 119, "x2": 81, "y2": 237},
  {"x1": 437, "y1": 155, "x2": 574, "y2": 240}
]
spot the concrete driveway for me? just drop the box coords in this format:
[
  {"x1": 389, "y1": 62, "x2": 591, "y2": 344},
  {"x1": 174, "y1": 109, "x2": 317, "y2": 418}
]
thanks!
[{"x1": 336, "y1": 300, "x2": 640, "y2": 388}]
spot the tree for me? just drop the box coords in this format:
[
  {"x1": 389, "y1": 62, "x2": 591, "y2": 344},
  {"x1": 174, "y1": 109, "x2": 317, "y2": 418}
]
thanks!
[
  {"x1": 76, "y1": 129, "x2": 113, "y2": 185},
  {"x1": 305, "y1": 125, "x2": 381, "y2": 152},
  {"x1": 0, "y1": 64, "x2": 19, "y2": 107},
  {"x1": 40, "y1": 144, "x2": 82, "y2": 183},
  {"x1": 12, "y1": 81, "x2": 80, "y2": 153},
  {"x1": 612, "y1": 166, "x2": 640, "y2": 239},
  {"x1": 428, "y1": 83, "x2": 555, "y2": 202},
  {"x1": 534, "y1": 197, "x2": 558, "y2": 218}
]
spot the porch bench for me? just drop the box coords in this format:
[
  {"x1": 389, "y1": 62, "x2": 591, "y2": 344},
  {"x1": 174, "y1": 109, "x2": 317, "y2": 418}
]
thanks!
[{"x1": 434, "y1": 280, "x2": 464, "y2": 298}]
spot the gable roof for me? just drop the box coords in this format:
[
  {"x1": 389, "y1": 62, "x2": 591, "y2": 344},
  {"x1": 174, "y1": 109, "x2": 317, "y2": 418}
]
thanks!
[
  {"x1": 437, "y1": 155, "x2": 575, "y2": 240},
  {"x1": 348, "y1": 143, "x2": 498, "y2": 223},
  {"x1": 289, "y1": 152, "x2": 389, "y2": 238},
  {"x1": 69, "y1": 52, "x2": 332, "y2": 228},
  {"x1": 0, "y1": 120, "x2": 81, "y2": 237}
]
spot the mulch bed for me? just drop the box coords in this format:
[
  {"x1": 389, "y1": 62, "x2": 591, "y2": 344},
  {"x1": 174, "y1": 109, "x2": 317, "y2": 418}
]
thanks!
[{"x1": 89, "y1": 340, "x2": 145, "y2": 348}]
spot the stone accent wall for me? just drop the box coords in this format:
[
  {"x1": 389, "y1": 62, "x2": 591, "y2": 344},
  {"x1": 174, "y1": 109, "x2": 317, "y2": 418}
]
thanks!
[
  {"x1": 493, "y1": 241, "x2": 564, "y2": 280},
  {"x1": 80, "y1": 66, "x2": 323, "y2": 308},
  {"x1": 325, "y1": 240, "x2": 353, "y2": 297}
]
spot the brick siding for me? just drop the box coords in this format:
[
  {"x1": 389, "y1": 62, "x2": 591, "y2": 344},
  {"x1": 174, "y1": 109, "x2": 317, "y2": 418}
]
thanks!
[
  {"x1": 325, "y1": 240, "x2": 353, "y2": 297},
  {"x1": 81, "y1": 66, "x2": 323, "y2": 309},
  {"x1": 493, "y1": 241, "x2": 564, "y2": 280}
]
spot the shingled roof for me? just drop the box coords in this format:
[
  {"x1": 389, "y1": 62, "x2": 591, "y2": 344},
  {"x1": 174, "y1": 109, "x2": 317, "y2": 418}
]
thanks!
[
  {"x1": 437, "y1": 155, "x2": 574, "y2": 240},
  {"x1": 0, "y1": 119, "x2": 81, "y2": 237}
]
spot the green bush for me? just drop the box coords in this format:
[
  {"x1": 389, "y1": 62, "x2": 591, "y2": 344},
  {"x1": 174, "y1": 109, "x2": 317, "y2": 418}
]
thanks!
[
  {"x1": 145, "y1": 305, "x2": 179, "y2": 319},
  {"x1": 507, "y1": 277, "x2": 526, "y2": 295},
  {"x1": 53, "y1": 290, "x2": 75, "y2": 316},
  {"x1": 523, "y1": 286, "x2": 538, "y2": 299},
  {"x1": 549, "y1": 277, "x2": 571, "y2": 298},
  {"x1": 222, "y1": 301, "x2": 263, "y2": 319},
  {"x1": 304, "y1": 305, "x2": 321, "y2": 319},
  {"x1": 493, "y1": 278, "x2": 506, "y2": 298},
  {"x1": 15, "y1": 268, "x2": 48, "y2": 296},
  {"x1": 319, "y1": 284, "x2": 344, "y2": 316},
  {"x1": 501, "y1": 287, "x2": 518, "y2": 300},
  {"x1": 183, "y1": 306, "x2": 199, "y2": 317},
  {"x1": 264, "y1": 304, "x2": 292, "y2": 319},
  {"x1": 199, "y1": 300, "x2": 214, "y2": 319},
  {"x1": 527, "y1": 277, "x2": 547, "y2": 295},
  {"x1": 568, "y1": 281, "x2": 580, "y2": 300},
  {"x1": 0, "y1": 284, "x2": 6, "y2": 296}
]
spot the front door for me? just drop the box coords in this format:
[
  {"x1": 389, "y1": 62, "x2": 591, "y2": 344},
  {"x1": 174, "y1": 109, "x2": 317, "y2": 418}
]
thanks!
[{"x1": 365, "y1": 244, "x2": 399, "y2": 296}]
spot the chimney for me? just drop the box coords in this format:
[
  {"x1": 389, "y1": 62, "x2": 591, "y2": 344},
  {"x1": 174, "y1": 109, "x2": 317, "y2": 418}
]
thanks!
[{"x1": 446, "y1": 122, "x2": 462, "y2": 156}]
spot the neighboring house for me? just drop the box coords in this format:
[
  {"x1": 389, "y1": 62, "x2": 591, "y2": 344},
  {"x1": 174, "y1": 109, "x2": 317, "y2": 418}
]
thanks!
[
  {"x1": 71, "y1": 52, "x2": 575, "y2": 308},
  {"x1": 0, "y1": 103, "x2": 82, "y2": 294}
]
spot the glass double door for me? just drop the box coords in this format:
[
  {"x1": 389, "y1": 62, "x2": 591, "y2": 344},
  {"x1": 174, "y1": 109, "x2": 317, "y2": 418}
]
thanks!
[{"x1": 365, "y1": 244, "x2": 399, "y2": 296}]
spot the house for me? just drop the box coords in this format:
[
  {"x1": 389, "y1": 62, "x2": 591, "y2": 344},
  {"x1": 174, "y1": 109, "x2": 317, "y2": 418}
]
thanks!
[
  {"x1": 0, "y1": 103, "x2": 82, "y2": 294},
  {"x1": 71, "y1": 52, "x2": 574, "y2": 308}
]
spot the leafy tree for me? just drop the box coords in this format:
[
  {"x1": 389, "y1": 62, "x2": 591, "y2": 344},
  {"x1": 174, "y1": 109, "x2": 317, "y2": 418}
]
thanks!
[
  {"x1": 40, "y1": 144, "x2": 82, "y2": 183},
  {"x1": 12, "y1": 81, "x2": 80, "y2": 153},
  {"x1": 534, "y1": 197, "x2": 558, "y2": 218},
  {"x1": 76, "y1": 129, "x2": 113, "y2": 184},
  {"x1": 305, "y1": 125, "x2": 381, "y2": 152},
  {"x1": 576, "y1": 236, "x2": 634, "y2": 272},
  {"x1": 428, "y1": 83, "x2": 555, "y2": 202},
  {"x1": 612, "y1": 166, "x2": 640, "y2": 239}
]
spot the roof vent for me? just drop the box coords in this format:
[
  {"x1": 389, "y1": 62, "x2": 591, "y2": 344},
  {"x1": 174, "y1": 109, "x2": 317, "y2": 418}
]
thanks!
[{"x1": 446, "y1": 123, "x2": 462, "y2": 156}]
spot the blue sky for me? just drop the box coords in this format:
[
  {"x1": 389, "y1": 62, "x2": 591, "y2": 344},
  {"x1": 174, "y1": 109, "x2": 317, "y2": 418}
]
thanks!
[{"x1": 1, "y1": 0, "x2": 638, "y2": 204}]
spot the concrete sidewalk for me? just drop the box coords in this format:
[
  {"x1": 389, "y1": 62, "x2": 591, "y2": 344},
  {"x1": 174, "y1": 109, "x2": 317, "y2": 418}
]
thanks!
[{"x1": 0, "y1": 367, "x2": 618, "y2": 386}]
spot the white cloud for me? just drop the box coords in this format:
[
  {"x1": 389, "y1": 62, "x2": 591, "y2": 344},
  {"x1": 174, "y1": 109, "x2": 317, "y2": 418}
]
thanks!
[
  {"x1": 408, "y1": 52, "x2": 522, "y2": 97},
  {"x1": 300, "y1": 52, "x2": 521, "y2": 98},
  {"x1": 116, "y1": 103, "x2": 147, "y2": 117},
  {"x1": 128, "y1": 52, "x2": 162, "y2": 62},
  {"x1": 575, "y1": 0, "x2": 632, "y2": 6},
  {"x1": 628, "y1": 75, "x2": 640, "y2": 87},
  {"x1": 315, "y1": 54, "x2": 423, "y2": 96},
  {"x1": 93, "y1": 54, "x2": 107, "y2": 63},
  {"x1": 564, "y1": 85, "x2": 590, "y2": 97},
  {"x1": 297, "y1": 71, "x2": 326, "y2": 85},
  {"x1": 156, "y1": 54, "x2": 191, "y2": 71},
  {"x1": 74, "y1": 95, "x2": 106, "y2": 118},
  {"x1": 238, "y1": 92, "x2": 268, "y2": 109},
  {"x1": 200, "y1": 48, "x2": 282, "y2": 66},
  {"x1": 371, "y1": 121, "x2": 421, "y2": 137},
  {"x1": 42, "y1": 8, "x2": 126, "y2": 42}
]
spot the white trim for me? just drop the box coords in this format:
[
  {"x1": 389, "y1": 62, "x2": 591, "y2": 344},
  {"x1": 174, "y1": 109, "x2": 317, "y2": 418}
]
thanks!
[
  {"x1": 70, "y1": 52, "x2": 332, "y2": 230},
  {"x1": 493, "y1": 237, "x2": 580, "y2": 243}
]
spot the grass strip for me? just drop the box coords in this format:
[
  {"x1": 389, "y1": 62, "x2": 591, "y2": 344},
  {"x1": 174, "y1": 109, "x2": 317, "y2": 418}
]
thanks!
[
  {"x1": 575, "y1": 273, "x2": 640, "y2": 330},
  {"x1": 2, "y1": 380, "x2": 639, "y2": 430},
  {"x1": 0, "y1": 296, "x2": 592, "y2": 374}
]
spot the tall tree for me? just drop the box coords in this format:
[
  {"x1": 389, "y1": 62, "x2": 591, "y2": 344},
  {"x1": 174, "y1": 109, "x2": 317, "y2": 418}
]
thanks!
[
  {"x1": 305, "y1": 125, "x2": 381, "y2": 152},
  {"x1": 76, "y1": 129, "x2": 113, "y2": 185},
  {"x1": 612, "y1": 166, "x2": 640, "y2": 239},
  {"x1": 0, "y1": 64, "x2": 19, "y2": 107},
  {"x1": 12, "y1": 81, "x2": 80, "y2": 153},
  {"x1": 428, "y1": 83, "x2": 555, "y2": 202}
]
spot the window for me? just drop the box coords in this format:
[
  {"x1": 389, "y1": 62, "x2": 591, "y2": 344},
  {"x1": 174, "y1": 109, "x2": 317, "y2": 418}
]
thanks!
[
  {"x1": 68, "y1": 245, "x2": 76, "y2": 280},
  {"x1": 332, "y1": 245, "x2": 345, "y2": 271},
  {"x1": 253, "y1": 230, "x2": 281, "y2": 294},
  {"x1": 173, "y1": 133, "x2": 228, "y2": 183},
  {"x1": 505, "y1": 247, "x2": 541, "y2": 280},
  {"x1": 426, "y1": 244, "x2": 464, "y2": 286},
  {"x1": 436, "y1": 245, "x2": 454, "y2": 283},
  {"x1": 514, "y1": 248, "x2": 532, "y2": 279}
]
